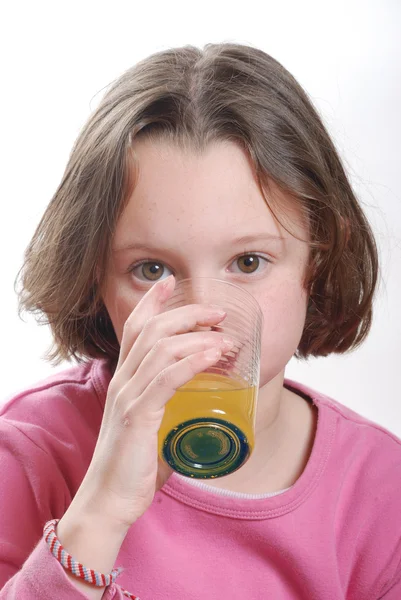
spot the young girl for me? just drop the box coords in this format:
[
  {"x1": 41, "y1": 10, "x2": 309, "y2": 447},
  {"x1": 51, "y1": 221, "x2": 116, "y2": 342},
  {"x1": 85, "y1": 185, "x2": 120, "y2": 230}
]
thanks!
[{"x1": 1, "y1": 42, "x2": 400, "y2": 600}]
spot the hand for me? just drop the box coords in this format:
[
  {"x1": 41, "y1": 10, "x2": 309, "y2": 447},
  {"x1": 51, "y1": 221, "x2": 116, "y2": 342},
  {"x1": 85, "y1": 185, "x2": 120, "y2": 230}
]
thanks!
[{"x1": 78, "y1": 275, "x2": 233, "y2": 531}]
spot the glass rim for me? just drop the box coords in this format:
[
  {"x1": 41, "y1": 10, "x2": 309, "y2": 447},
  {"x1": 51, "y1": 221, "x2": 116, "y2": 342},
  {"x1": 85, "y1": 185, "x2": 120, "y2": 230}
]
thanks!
[{"x1": 166, "y1": 277, "x2": 263, "y2": 320}]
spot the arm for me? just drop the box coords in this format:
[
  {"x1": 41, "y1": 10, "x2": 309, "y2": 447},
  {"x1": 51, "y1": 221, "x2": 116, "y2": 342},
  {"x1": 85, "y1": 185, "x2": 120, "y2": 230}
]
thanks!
[
  {"x1": 0, "y1": 420, "x2": 129, "y2": 599},
  {"x1": 1, "y1": 278, "x2": 227, "y2": 599},
  {"x1": 54, "y1": 505, "x2": 129, "y2": 600}
]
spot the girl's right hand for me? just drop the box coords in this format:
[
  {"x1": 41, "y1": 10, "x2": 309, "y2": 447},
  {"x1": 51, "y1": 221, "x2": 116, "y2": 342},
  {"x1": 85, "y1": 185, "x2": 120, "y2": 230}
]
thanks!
[{"x1": 76, "y1": 274, "x2": 233, "y2": 532}]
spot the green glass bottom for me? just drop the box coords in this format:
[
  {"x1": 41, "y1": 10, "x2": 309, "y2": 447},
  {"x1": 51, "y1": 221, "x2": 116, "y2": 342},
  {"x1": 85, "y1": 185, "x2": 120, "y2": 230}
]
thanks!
[{"x1": 162, "y1": 417, "x2": 250, "y2": 478}]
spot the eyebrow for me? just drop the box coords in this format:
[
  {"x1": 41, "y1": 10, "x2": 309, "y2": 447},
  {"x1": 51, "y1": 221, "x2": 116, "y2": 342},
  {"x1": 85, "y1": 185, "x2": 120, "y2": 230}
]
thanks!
[{"x1": 113, "y1": 233, "x2": 284, "y2": 253}]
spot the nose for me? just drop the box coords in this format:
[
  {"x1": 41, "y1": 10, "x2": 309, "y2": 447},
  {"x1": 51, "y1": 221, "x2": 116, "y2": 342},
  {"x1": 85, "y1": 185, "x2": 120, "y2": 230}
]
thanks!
[
  {"x1": 181, "y1": 278, "x2": 217, "y2": 305},
  {"x1": 179, "y1": 278, "x2": 226, "y2": 333}
]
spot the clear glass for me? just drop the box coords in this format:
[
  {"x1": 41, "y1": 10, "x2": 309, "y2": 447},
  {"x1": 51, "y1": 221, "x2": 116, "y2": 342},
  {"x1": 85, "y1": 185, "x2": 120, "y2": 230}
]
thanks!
[{"x1": 158, "y1": 277, "x2": 263, "y2": 479}]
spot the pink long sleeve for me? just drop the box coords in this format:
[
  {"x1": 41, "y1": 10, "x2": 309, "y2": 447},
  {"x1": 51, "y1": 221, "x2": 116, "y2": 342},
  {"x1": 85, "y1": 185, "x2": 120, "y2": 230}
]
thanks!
[
  {"x1": 0, "y1": 360, "x2": 138, "y2": 599},
  {"x1": 0, "y1": 536, "x2": 126, "y2": 599},
  {"x1": 0, "y1": 417, "x2": 129, "y2": 599}
]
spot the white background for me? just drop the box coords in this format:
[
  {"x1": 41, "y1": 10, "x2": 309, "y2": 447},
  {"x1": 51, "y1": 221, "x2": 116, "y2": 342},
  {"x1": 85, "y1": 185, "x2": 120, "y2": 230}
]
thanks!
[{"x1": 1, "y1": 1, "x2": 400, "y2": 436}]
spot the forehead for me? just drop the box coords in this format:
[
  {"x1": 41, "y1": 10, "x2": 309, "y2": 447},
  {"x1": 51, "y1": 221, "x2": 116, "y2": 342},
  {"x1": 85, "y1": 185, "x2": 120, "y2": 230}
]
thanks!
[{"x1": 114, "y1": 138, "x2": 307, "y2": 245}]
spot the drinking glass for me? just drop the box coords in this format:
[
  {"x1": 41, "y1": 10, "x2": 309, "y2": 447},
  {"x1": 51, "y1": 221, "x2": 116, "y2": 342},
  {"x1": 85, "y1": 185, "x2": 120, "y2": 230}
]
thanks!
[{"x1": 158, "y1": 277, "x2": 263, "y2": 478}]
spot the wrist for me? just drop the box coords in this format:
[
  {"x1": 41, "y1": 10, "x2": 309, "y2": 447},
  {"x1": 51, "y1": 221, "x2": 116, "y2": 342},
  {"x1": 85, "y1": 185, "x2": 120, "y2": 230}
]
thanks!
[
  {"x1": 67, "y1": 473, "x2": 135, "y2": 536},
  {"x1": 56, "y1": 506, "x2": 129, "y2": 576},
  {"x1": 44, "y1": 517, "x2": 138, "y2": 600}
]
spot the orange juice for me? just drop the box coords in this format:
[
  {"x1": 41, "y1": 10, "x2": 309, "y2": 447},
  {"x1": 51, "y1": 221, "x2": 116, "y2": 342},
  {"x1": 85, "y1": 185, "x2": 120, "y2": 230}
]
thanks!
[{"x1": 158, "y1": 372, "x2": 257, "y2": 478}]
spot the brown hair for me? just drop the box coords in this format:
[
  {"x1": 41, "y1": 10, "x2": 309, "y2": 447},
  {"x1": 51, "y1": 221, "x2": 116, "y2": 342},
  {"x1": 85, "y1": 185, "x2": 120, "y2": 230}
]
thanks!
[{"x1": 16, "y1": 42, "x2": 379, "y2": 365}]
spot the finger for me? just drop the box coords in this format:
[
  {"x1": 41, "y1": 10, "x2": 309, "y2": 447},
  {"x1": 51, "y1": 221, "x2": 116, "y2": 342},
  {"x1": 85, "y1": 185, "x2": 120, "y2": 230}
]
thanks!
[
  {"x1": 127, "y1": 346, "x2": 224, "y2": 418},
  {"x1": 125, "y1": 330, "x2": 235, "y2": 398},
  {"x1": 118, "y1": 304, "x2": 228, "y2": 384},
  {"x1": 117, "y1": 275, "x2": 176, "y2": 370}
]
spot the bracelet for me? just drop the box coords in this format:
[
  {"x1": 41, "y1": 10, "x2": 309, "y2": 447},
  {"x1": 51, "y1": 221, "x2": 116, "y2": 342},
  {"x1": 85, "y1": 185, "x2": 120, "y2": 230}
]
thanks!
[{"x1": 43, "y1": 519, "x2": 139, "y2": 599}]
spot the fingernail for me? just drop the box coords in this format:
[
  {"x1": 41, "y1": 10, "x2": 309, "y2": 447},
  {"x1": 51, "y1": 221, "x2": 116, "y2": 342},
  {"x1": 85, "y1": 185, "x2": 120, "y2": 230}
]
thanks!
[
  {"x1": 204, "y1": 347, "x2": 222, "y2": 360},
  {"x1": 162, "y1": 274, "x2": 174, "y2": 288},
  {"x1": 208, "y1": 307, "x2": 226, "y2": 317},
  {"x1": 222, "y1": 337, "x2": 235, "y2": 349},
  {"x1": 160, "y1": 275, "x2": 175, "y2": 300}
]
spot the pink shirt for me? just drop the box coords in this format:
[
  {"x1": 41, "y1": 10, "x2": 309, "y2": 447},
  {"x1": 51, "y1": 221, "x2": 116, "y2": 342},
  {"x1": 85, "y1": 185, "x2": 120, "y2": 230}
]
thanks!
[{"x1": 0, "y1": 358, "x2": 400, "y2": 599}]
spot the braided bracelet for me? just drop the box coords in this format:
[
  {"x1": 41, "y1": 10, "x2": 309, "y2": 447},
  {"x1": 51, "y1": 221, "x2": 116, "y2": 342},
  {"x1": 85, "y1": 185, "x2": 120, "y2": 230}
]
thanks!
[{"x1": 43, "y1": 519, "x2": 139, "y2": 599}]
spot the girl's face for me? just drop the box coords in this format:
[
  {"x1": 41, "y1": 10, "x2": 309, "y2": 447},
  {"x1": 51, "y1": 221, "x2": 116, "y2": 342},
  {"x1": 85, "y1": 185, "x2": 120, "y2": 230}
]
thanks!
[{"x1": 102, "y1": 138, "x2": 310, "y2": 390}]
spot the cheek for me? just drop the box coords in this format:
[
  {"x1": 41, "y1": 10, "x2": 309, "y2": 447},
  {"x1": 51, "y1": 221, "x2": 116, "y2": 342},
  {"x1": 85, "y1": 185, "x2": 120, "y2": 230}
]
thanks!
[{"x1": 256, "y1": 281, "x2": 308, "y2": 385}]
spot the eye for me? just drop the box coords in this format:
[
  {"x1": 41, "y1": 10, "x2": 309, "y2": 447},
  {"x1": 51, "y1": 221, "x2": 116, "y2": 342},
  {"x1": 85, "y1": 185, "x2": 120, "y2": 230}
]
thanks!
[
  {"x1": 129, "y1": 261, "x2": 172, "y2": 282},
  {"x1": 234, "y1": 254, "x2": 263, "y2": 274},
  {"x1": 128, "y1": 253, "x2": 271, "y2": 283}
]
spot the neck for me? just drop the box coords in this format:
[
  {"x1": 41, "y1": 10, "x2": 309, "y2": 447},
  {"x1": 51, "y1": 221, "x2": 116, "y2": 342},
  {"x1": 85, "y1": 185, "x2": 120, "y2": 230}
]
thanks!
[{"x1": 202, "y1": 373, "x2": 317, "y2": 495}]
